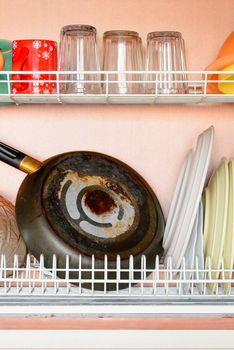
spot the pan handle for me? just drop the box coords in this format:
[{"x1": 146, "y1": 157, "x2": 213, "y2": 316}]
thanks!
[{"x1": 0, "y1": 142, "x2": 42, "y2": 174}]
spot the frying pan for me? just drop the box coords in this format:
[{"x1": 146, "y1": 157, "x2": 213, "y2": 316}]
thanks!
[{"x1": 0, "y1": 142, "x2": 165, "y2": 290}]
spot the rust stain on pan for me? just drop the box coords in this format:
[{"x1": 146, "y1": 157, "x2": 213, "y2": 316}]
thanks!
[{"x1": 84, "y1": 189, "x2": 117, "y2": 215}]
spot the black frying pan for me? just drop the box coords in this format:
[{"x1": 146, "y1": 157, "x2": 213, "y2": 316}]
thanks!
[{"x1": 0, "y1": 142, "x2": 164, "y2": 290}]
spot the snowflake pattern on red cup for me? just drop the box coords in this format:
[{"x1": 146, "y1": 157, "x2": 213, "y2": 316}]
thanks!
[{"x1": 12, "y1": 39, "x2": 57, "y2": 94}]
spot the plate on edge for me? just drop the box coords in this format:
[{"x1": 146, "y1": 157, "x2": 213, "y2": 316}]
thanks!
[
  {"x1": 182, "y1": 208, "x2": 199, "y2": 294},
  {"x1": 163, "y1": 150, "x2": 193, "y2": 251},
  {"x1": 223, "y1": 159, "x2": 234, "y2": 294},
  {"x1": 164, "y1": 129, "x2": 204, "y2": 264},
  {"x1": 165, "y1": 126, "x2": 214, "y2": 270},
  {"x1": 208, "y1": 158, "x2": 229, "y2": 294},
  {"x1": 203, "y1": 171, "x2": 218, "y2": 258},
  {"x1": 194, "y1": 200, "x2": 204, "y2": 294}
]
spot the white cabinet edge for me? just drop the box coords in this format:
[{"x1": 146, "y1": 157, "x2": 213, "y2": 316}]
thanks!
[{"x1": 0, "y1": 330, "x2": 233, "y2": 349}]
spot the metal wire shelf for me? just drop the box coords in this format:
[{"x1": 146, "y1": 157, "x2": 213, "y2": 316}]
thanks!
[
  {"x1": 0, "y1": 253, "x2": 233, "y2": 317},
  {"x1": 0, "y1": 70, "x2": 234, "y2": 104},
  {"x1": 0, "y1": 254, "x2": 233, "y2": 298}
]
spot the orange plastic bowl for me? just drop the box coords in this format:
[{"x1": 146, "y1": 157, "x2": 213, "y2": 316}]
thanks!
[
  {"x1": 205, "y1": 31, "x2": 234, "y2": 94},
  {"x1": 0, "y1": 51, "x2": 4, "y2": 70}
]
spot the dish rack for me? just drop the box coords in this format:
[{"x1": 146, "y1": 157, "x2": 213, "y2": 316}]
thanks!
[
  {"x1": 1, "y1": 70, "x2": 234, "y2": 104},
  {"x1": 0, "y1": 253, "x2": 234, "y2": 317},
  {"x1": 1, "y1": 70, "x2": 234, "y2": 319}
]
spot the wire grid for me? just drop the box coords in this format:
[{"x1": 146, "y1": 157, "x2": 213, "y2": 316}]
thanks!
[
  {"x1": 0, "y1": 254, "x2": 233, "y2": 298},
  {"x1": 0, "y1": 70, "x2": 233, "y2": 104}
]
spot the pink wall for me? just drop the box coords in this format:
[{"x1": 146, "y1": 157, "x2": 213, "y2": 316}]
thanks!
[
  {"x1": 0, "y1": 0, "x2": 234, "y2": 218},
  {"x1": 1, "y1": 317, "x2": 234, "y2": 330}
]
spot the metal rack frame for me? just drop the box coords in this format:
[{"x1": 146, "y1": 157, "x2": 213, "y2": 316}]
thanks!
[
  {"x1": 0, "y1": 70, "x2": 234, "y2": 104},
  {"x1": 0, "y1": 254, "x2": 233, "y2": 317}
]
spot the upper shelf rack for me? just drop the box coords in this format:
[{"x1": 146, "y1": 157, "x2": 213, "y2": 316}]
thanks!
[{"x1": 0, "y1": 70, "x2": 234, "y2": 104}]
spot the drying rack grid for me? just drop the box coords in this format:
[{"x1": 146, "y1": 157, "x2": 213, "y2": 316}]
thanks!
[
  {"x1": 1, "y1": 254, "x2": 234, "y2": 317},
  {"x1": 0, "y1": 70, "x2": 234, "y2": 104},
  {"x1": 0, "y1": 254, "x2": 233, "y2": 298}
]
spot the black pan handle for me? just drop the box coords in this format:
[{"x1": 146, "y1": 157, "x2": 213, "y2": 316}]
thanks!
[{"x1": 0, "y1": 142, "x2": 42, "y2": 174}]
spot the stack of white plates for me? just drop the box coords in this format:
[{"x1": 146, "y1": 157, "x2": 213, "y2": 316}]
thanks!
[
  {"x1": 203, "y1": 158, "x2": 234, "y2": 293},
  {"x1": 163, "y1": 127, "x2": 214, "y2": 280}
]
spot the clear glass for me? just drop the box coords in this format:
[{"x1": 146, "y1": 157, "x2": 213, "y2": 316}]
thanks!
[
  {"x1": 146, "y1": 31, "x2": 188, "y2": 94},
  {"x1": 59, "y1": 25, "x2": 101, "y2": 94},
  {"x1": 103, "y1": 30, "x2": 144, "y2": 94}
]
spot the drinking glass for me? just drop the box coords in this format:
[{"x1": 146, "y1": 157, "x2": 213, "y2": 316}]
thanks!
[
  {"x1": 103, "y1": 30, "x2": 144, "y2": 94},
  {"x1": 59, "y1": 25, "x2": 101, "y2": 94},
  {"x1": 146, "y1": 31, "x2": 188, "y2": 94}
]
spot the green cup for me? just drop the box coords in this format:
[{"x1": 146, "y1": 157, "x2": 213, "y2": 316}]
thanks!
[{"x1": 0, "y1": 39, "x2": 13, "y2": 104}]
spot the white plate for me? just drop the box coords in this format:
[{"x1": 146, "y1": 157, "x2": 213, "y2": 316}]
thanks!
[
  {"x1": 163, "y1": 150, "x2": 193, "y2": 251},
  {"x1": 165, "y1": 126, "x2": 214, "y2": 269},
  {"x1": 184, "y1": 211, "x2": 198, "y2": 270},
  {"x1": 194, "y1": 200, "x2": 204, "y2": 293},
  {"x1": 164, "y1": 133, "x2": 203, "y2": 259},
  {"x1": 173, "y1": 127, "x2": 214, "y2": 269},
  {"x1": 182, "y1": 208, "x2": 199, "y2": 293},
  {"x1": 165, "y1": 130, "x2": 204, "y2": 262}
]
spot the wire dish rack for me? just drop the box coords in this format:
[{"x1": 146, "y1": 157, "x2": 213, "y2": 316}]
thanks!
[
  {"x1": 0, "y1": 70, "x2": 234, "y2": 104},
  {"x1": 1, "y1": 254, "x2": 234, "y2": 297},
  {"x1": 0, "y1": 253, "x2": 233, "y2": 317}
]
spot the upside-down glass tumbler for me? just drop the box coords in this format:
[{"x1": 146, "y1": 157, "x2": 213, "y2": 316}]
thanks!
[
  {"x1": 146, "y1": 31, "x2": 188, "y2": 94},
  {"x1": 59, "y1": 25, "x2": 101, "y2": 94},
  {"x1": 103, "y1": 30, "x2": 144, "y2": 94}
]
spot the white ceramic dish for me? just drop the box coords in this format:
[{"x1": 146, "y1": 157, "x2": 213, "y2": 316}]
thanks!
[
  {"x1": 194, "y1": 200, "x2": 204, "y2": 293},
  {"x1": 163, "y1": 150, "x2": 193, "y2": 251},
  {"x1": 165, "y1": 126, "x2": 214, "y2": 269},
  {"x1": 184, "y1": 211, "x2": 198, "y2": 270},
  {"x1": 182, "y1": 208, "x2": 199, "y2": 293},
  {"x1": 164, "y1": 131, "x2": 204, "y2": 263}
]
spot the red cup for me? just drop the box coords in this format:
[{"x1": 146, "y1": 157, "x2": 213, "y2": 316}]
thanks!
[{"x1": 12, "y1": 39, "x2": 57, "y2": 94}]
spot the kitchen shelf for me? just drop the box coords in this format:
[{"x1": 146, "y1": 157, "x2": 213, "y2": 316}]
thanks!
[
  {"x1": 1, "y1": 70, "x2": 234, "y2": 105},
  {"x1": 0, "y1": 254, "x2": 234, "y2": 317}
]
